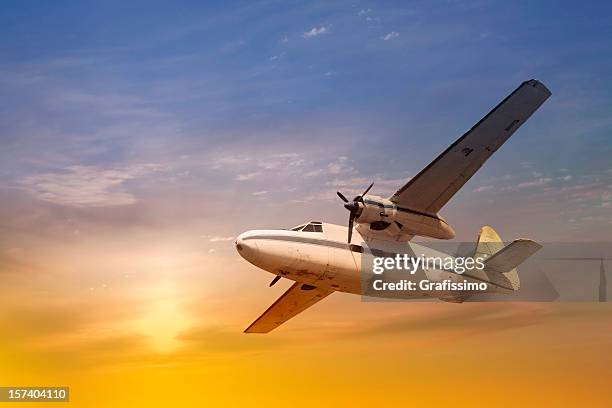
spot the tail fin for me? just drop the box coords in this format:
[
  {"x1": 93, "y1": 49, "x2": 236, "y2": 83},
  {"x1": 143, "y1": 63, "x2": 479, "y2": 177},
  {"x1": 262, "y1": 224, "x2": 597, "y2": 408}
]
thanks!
[
  {"x1": 472, "y1": 226, "x2": 541, "y2": 291},
  {"x1": 474, "y1": 225, "x2": 504, "y2": 259}
]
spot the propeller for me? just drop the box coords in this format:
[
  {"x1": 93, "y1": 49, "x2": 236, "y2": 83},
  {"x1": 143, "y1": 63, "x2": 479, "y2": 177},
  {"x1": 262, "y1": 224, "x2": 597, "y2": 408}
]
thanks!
[{"x1": 337, "y1": 182, "x2": 374, "y2": 243}]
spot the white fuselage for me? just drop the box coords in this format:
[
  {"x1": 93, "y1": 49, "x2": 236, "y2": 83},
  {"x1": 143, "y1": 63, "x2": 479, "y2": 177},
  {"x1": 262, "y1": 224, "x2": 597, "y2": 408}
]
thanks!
[{"x1": 235, "y1": 222, "x2": 506, "y2": 299}]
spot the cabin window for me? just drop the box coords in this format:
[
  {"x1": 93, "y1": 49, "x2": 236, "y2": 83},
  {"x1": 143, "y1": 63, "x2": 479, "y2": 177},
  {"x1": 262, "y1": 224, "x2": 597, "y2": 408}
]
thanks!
[{"x1": 291, "y1": 224, "x2": 306, "y2": 231}]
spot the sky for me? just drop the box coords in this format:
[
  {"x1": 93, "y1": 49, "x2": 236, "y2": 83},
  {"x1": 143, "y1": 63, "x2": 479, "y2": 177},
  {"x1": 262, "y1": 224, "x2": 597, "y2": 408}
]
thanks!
[{"x1": 0, "y1": 1, "x2": 611, "y2": 406}]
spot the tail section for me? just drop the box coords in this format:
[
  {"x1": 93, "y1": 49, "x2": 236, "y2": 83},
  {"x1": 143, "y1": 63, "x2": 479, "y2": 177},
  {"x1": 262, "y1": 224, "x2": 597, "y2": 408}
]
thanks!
[
  {"x1": 484, "y1": 239, "x2": 542, "y2": 276},
  {"x1": 474, "y1": 226, "x2": 504, "y2": 259},
  {"x1": 472, "y1": 226, "x2": 541, "y2": 291}
]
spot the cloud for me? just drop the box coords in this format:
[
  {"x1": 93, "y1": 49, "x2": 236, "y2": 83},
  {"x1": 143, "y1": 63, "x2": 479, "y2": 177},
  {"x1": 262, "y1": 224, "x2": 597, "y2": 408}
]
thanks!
[
  {"x1": 209, "y1": 151, "x2": 306, "y2": 182},
  {"x1": 302, "y1": 26, "x2": 328, "y2": 38},
  {"x1": 19, "y1": 164, "x2": 163, "y2": 207},
  {"x1": 208, "y1": 236, "x2": 234, "y2": 242},
  {"x1": 473, "y1": 185, "x2": 494, "y2": 193},
  {"x1": 516, "y1": 177, "x2": 552, "y2": 189},
  {"x1": 235, "y1": 172, "x2": 260, "y2": 181},
  {"x1": 209, "y1": 152, "x2": 304, "y2": 172},
  {"x1": 259, "y1": 153, "x2": 304, "y2": 170},
  {"x1": 326, "y1": 156, "x2": 354, "y2": 175},
  {"x1": 497, "y1": 177, "x2": 553, "y2": 191},
  {"x1": 252, "y1": 190, "x2": 268, "y2": 196},
  {"x1": 305, "y1": 157, "x2": 354, "y2": 177},
  {"x1": 382, "y1": 32, "x2": 400, "y2": 41},
  {"x1": 208, "y1": 154, "x2": 251, "y2": 170}
]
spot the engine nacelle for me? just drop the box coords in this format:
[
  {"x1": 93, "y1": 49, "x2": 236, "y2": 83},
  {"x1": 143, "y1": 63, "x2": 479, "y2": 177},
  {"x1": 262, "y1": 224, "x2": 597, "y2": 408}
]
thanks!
[{"x1": 354, "y1": 195, "x2": 455, "y2": 240}]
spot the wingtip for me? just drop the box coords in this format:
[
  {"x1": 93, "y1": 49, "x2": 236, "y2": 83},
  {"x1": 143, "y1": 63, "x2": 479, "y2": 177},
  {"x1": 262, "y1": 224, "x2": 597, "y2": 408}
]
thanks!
[
  {"x1": 523, "y1": 79, "x2": 552, "y2": 96},
  {"x1": 515, "y1": 238, "x2": 544, "y2": 251},
  {"x1": 244, "y1": 328, "x2": 271, "y2": 334}
]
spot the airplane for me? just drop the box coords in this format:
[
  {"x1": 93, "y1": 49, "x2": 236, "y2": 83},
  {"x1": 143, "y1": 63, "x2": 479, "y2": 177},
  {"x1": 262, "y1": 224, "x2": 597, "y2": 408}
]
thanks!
[{"x1": 236, "y1": 79, "x2": 551, "y2": 333}]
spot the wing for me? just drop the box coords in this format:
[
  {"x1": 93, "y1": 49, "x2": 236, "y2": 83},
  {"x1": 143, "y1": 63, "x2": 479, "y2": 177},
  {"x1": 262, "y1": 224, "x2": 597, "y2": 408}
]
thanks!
[
  {"x1": 244, "y1": 282, "x2": 333, "y2": 333},
  {"x1": 390, "y1": 79, "x2": 551, "y2": 214}
]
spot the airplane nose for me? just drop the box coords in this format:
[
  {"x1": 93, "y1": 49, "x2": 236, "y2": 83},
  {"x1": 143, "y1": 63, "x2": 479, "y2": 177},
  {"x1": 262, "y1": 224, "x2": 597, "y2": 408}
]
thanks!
[{"x1": 235, "y1": 232, "x2": 260, "y2": 263}]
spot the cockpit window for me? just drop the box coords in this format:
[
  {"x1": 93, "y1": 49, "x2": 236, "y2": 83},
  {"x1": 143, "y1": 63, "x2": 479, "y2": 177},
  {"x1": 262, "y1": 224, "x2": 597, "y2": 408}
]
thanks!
[
  {"x1": 301, "y1": 222, "x2": 323, "y2": 233},
  {"x1": 291, "y1": 222, "x2": 323, "y2": 232}
]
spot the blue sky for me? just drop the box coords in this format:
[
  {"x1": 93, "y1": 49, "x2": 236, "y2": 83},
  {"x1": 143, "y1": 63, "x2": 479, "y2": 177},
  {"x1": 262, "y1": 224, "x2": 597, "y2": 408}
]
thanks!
[{"x1": 1, "y1": 0, "x2": 611, "y2": 243}]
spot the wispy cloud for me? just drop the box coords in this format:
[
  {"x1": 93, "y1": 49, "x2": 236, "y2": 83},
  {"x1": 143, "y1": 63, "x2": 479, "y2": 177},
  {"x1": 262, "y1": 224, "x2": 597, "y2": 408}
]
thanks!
[
  {"x1": 302, "y1": 26, "x2": 329, "y2": 38},
  {"x1": 326, "y1": 156, "x2": 354, "y2": 175},
  {"x1": 382, "y1": 32, "x2": 400, "y2": 41},
  {"x1": 209, "y1": 152, "x2": 306, "y2": 182},
  {"x1": 207, "y1": 155, "x2": 251, "y2": 170},
  {"x1": 473, "y1": 185, "x2": 494, "y2": 193},
  {"x1": 208, "y1": 236, "x2": 234, "y2": 242},
  {"x1": 515, "y1": 177, "x2": 553, "y2": 189},
  {"x1": 304, "y1": 156, "x2": 354, "y2": 177},
  {"x1": 235, "y1": 172, "x2": 260, "y2": 181},
  {"x1": 19, "y1": 164, "x2": 163, "y2": 207}
]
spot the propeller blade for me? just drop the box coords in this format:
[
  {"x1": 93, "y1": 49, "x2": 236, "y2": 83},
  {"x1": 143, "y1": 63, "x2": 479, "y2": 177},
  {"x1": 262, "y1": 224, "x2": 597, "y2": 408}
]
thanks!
[
  {"x1": 339, "y1": 182, "x2": 371, "y2": 243},
  {"x1": 269, "y1": 275, "x2": 281, "y2": 287},
  {"x1": 362, "y1": 182, "x2": 374, "y2": 196}
]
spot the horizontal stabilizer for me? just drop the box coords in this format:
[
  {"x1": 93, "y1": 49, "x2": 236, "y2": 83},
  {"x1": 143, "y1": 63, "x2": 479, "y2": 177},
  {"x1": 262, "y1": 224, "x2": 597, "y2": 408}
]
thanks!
[{"x1": 484, "y1": 239, "x2": 542, "y2": 274}]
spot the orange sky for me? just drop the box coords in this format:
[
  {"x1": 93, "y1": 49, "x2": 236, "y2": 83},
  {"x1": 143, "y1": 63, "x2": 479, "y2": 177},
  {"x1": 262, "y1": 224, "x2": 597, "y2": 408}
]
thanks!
[{"x1": 1, "y1": 226, "x2": 611, "y2": 407}]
